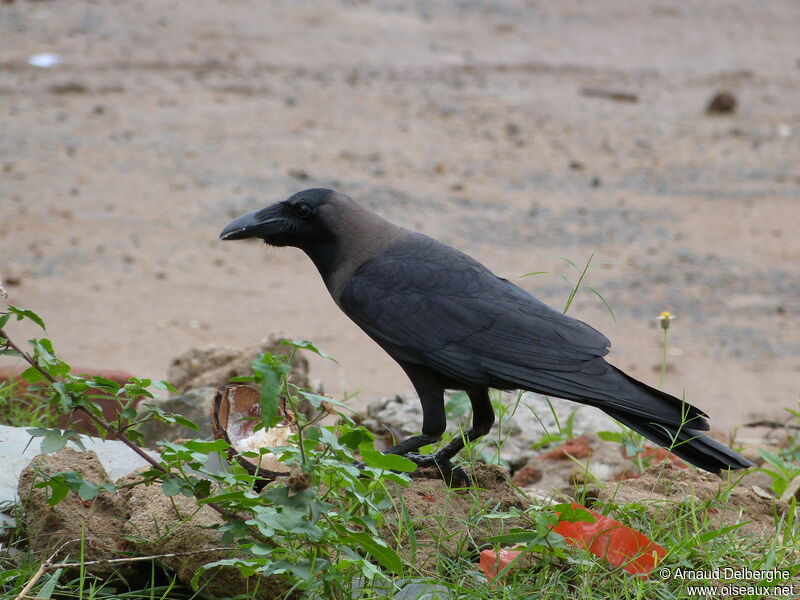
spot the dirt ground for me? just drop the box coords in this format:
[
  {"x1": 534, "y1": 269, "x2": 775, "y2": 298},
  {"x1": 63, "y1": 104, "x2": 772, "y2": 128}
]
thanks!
[{"x1": 1, "y1": 1, "x2": 798, "y2": 433}]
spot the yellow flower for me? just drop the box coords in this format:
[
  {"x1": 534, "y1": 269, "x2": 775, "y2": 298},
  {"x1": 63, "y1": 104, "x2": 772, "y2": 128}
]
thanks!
[{"x1": 656, "y1": 311, "x2": 675, "y2": 330}]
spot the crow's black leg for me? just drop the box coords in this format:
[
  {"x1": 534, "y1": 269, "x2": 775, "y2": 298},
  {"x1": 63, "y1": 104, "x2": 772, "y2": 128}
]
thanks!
[
  {"x1": 401, "y1": 388, "x2": 493, "y2": 489},
  {"x1": 380, "y1": 363, "x2": 446, "y2": 456},
  {"x1": 382, "y1": 432, "x2": 442, "y2": 456},
  {"x1": 421, "y1": 388, "x2": 494, "y2": 486},
  {"x1": 376, "y1": 366, "x2": 467, "y2": 485},
  {"x1": 410, "y1": 388, "x2": 494, "y2": 468},
  {"x1": 362, "y1": 367, "x2": 493, "y2": 486}
]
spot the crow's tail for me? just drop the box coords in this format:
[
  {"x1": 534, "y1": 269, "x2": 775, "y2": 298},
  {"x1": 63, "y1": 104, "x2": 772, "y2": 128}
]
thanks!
[
  {"x1": 603, "y1": 408, "x2": 753, "y2": 474},
  {"x1": 488, "y1": 354, "x2": 753, "y2": 473}
]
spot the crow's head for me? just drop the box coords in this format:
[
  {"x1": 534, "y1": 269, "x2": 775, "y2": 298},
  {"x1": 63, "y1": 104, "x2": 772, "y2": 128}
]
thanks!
[
  {"x1": 221, "y1": 188, "x2": 400, "y2": 284},
  {"x1": 220, "y1": 188, "x2": 339, "y2": 248}
]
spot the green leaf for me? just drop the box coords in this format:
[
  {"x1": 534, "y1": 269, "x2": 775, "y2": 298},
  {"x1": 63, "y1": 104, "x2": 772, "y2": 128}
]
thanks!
[
  {"x1": 299, "y1": 391, "x2": 352, "y2": 413},
  {"x1": 153, "y1": 379, "x2": 178, "y2": 393},
  {"x1": 33, "y1": 471, "x2": 113, "y2": 505},
  {"x1": 37, "y1": 567, "x2": 63, "y2": 598},
  {"x1": 760, "y1": 449, "x2": 789, "y2": 473},
  {"x1": 281, "y1": 339, "x2": 337, "y2": 362},
  {"x1": 172, "y1": 414, "x2": 200, "y2": 431},
  {"x1": 250, "y1": 542, "x2": 273, "y2": 556},
  {"x1": 86, "y1": 375, "x2": 121, "y2": 393},
  {"x1": 41, "y1": 477, "x2": 69, "y2": 506},
  {"x1": 184, "y1": 439, "x2": 229, "y2": 453},
  {"x1": 696, "y1": 522, "x2": 748, "y2": 544},
  {"x1": 0, "y1": 348, "x2": 22, "y2": 357},
  {"x1": 125, "y1": 429, "x2": 145, "y2": 445},
  {"x1": 517, "y1": 271, "x2": 548, "y2": 278},
  {"x1": 359, "y1": 442, "x2": 417, "y2": 472},
  {"x1": 251, "y1": 354, "x2": 288, "y2": 429},
  {"x1": 586, "y1": 286, "x2": 616, "y2": 322},
  {"x1": 29, "y1": 429, "x2": 84, "y2": 454},
  {"x1": 203, "y1": 490, "x2": 263, "y2": 509},
  {"x1": 260, "y1": 559, "x2": 320, "y2": 580},
  {"x1": 77, "y1": 480, "x2": 100, "y2": 501},
  {"x1": 41, "y1": 431, "x2": 70, "y2": 454},
  {"x1": 262, "y1": 485, "x2": 316, "y2": 509},
  {"x1": 194, "y1": 558, "x2": 260, "y2": 584},
  {"x1": 52, "y1": 381, "x2": 70, "y2": 404},
  {"x1": 342, "y1": 531, "x2": 404, "y2": 575},
  {"x1": 562, "y1": 252, "x2": 595, "y2": 314},
  {"x1": 484, "y1": 530, "x2": 546, "y2": 545},
  {"x1": 192, "y1": 479, "x2": 212, "y2": 498},
  {"x1": 338, "y1": 427, "x2": 373, "y2": 451},
  {"x1": 29, "y1": 339, "x2": 70, "y2": 377},
  {"x1": 120, "y1": 407, "x2": 138, "y2": 421},
  {"x1": 251, "y1": 505, "x2": 324, "y2": 541},
  {"x1": 259, "y1": 375, "x2": 280, "y2": 429},
  {"x1": 8, "y1": 306, "x2": 46, "y2": 330},
  {"x1": 552, "y1": 502, "x2": 595, "y2": 523},
  {"x1": 162, "y1": 478, "x2": 187, "y2": 496},
  {"x1": 299, "y1": 391, "x2": 328, "y2": 408},
  {"x1": 158, "y1": 441, "x2": 193, "y2": 461},
  {"x1": 142, "y1": 404, "x2": 200, "y2": 431},
  {"x1": 596, "y1": 430, "x2": 625, "y2": 443},
  {"x1": 556, "y1": 255, "x2": 581, "y2": 273},
  {"x1": 19, "y1": 368, "x2": 42, "y2": 386}
]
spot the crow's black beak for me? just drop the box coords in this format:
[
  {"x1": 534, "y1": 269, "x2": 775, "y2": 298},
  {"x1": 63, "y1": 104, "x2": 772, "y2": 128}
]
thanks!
[{"x1": 219, "y1": 208, "x2": 285, "y2": 241}]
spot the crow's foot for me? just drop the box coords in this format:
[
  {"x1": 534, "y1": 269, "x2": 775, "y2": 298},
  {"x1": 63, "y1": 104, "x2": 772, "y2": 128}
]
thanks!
[
  {"x1": 402, "y1": 452, "x2": 438, "y2": 468},
  {"x1": 355, "y1": 453, "x2": 470, "y2": 487},
  {"x1": 405, "y1": 454, "x2": 471, "y2": 487}
]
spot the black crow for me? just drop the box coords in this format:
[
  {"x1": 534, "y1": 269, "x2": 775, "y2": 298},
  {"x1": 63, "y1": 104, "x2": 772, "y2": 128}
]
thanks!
[{"x1": 220, "y1": 188, "x2": 752, "y2": 480}]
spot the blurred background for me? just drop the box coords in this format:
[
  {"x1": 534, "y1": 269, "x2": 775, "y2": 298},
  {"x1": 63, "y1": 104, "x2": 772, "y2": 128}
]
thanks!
[{"x1": 1, "y1": 0, "x2": 798, "y2": 431}]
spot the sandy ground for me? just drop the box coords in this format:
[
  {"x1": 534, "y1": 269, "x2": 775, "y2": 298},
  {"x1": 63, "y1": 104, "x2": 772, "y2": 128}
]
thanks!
[{"x1": 1, "y1": 1, "x2": 798, "y2": 432}]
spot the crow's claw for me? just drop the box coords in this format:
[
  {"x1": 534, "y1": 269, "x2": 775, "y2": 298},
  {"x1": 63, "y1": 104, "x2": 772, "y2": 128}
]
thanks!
[
  {"x1": 402, "y1": 453, "x2": 438, "y2": 467},
  {"x1": 443, "y1": 464, "x2": 470, "y2": 487},
  {"x1": 405, "y1": 454, "x2": 471, "y2": 487},
  {"x1": 356, "y1": 453, "x2": 470, "y2": 487}
]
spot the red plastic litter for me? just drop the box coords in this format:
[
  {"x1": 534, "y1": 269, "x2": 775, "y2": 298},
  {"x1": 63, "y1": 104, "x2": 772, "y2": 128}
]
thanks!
[
  {"x1": 479, "y1": 547, "x2": 522, "y2": 581},
  {"x1": 552, "y1": 502, "x2": 666, "y2": 576},
  {"x1": 478, "y1": 504, "x2": 666, "y2": 581}
]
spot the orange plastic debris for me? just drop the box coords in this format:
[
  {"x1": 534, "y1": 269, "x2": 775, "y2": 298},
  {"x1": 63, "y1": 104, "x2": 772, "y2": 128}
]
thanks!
[
  {"x1": 479, "y1": 547, "x2": 522, "y2": 581},
  {"x1": 552, "y1": 502, "x2": 666, "y2": 576},
  {"x1": 478, "y1": 503, "x2": 666, "y2": 582}
]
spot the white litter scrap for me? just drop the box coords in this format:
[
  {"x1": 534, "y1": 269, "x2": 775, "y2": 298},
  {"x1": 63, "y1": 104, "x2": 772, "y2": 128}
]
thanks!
[{"x1": 28, "y1": 53, "x2": 63, "y2": 68}]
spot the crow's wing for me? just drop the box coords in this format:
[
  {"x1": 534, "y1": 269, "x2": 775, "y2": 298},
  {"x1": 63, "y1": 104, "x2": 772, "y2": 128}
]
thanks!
[
  {"x1": 340, "y1": 234, "x2": 608, "y2": 379},
  {"x1": 340, "y1": 233, "x2": 708, "y2": 427}
]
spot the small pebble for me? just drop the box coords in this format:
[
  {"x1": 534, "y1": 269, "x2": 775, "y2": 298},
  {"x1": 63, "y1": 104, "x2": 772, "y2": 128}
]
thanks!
[{"x1": 706, "y1": 91, "x2": 737, "y2": 114}]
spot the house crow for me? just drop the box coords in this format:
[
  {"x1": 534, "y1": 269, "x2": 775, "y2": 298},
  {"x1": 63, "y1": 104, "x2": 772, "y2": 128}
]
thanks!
[{"x1": 220, "y1": 188, "x2": 752, "y2": 479}]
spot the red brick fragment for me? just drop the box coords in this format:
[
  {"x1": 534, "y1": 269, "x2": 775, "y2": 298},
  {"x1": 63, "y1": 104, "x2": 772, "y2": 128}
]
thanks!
[
  {"x1": 540, "y1": 436, "x2": 592, "y2": 460},
  {"x1": 511, "y1": 463, "x2": 543, "y2": 486}
]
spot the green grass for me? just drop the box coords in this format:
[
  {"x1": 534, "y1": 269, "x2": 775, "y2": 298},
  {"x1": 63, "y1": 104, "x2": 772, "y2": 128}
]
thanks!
[{"x1": 0, "y1": 377, "x2": 61, "y2": 428}]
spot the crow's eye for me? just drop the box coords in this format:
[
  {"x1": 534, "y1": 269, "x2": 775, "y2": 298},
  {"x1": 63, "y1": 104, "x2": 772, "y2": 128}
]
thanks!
[{"x1": 292, "y1": 203, "x2": 313, "y2": 219}]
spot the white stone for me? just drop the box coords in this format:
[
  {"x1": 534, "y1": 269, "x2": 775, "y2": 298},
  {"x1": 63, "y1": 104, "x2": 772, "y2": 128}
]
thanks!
[{"x1": 0, "y1": 424, "x2": 159, "y2": 504}]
